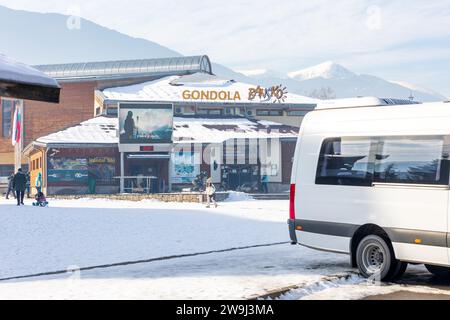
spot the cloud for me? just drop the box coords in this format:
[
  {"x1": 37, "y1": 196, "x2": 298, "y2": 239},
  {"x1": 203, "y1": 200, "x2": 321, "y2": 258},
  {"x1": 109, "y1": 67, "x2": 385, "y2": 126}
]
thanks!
[{"x1": 1, "y1": 0, "x2": 449, "y2": 97}]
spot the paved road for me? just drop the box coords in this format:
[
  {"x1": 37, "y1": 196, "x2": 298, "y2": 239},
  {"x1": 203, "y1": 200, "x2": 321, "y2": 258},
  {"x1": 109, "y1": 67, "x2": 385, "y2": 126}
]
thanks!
[
  {"x1": 365, "y1": 266, "x2": 450, "y2": 300},
  {"x1": 365, "y1": 291, "x2": 450, "y2": 300}
]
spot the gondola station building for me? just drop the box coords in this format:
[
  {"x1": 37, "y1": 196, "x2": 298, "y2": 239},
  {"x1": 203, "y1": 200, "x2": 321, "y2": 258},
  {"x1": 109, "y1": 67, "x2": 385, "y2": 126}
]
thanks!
[{"x1": 4, "y1": 55, "x2": 318, "y2": 195}]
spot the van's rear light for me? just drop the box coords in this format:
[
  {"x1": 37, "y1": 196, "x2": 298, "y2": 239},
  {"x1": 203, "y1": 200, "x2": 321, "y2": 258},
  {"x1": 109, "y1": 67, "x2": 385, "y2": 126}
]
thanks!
[{"x1": 289, "y1": 184, "x2": 296, "y2": 220}]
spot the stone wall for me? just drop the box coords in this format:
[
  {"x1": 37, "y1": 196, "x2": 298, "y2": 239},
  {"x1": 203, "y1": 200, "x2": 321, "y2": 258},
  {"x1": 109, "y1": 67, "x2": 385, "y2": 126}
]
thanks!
[{"x1": 49, "y1": 192, "x2": 230, "y2": 203}]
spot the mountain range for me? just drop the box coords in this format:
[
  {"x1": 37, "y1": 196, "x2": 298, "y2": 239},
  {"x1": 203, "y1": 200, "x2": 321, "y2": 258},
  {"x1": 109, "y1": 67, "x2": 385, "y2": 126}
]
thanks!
[
  {"x1": 0, "y1": 5, "x2": 446, "y2": 102},
  {"x1": 235, "y1": 61, "x2": 447, "y2": 102}
]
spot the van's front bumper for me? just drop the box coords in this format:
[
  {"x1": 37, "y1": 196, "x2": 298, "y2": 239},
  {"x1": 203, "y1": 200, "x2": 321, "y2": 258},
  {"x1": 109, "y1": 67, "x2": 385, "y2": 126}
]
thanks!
[{"x1": 288, "y1": 219, "x2": 298, "y2": 244}]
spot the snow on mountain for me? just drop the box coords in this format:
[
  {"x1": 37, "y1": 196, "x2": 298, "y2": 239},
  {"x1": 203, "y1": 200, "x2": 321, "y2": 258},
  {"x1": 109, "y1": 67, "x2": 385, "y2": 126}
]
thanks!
[
  {"x1": 235, "y1": 68, "x2": 285, "y2": 79},
  {"x1": 287, "y1": 61, "x2": 355, "y2": 81},
  {"x1": 240, "y1": 61, "x2": 445, "y2": 102}
]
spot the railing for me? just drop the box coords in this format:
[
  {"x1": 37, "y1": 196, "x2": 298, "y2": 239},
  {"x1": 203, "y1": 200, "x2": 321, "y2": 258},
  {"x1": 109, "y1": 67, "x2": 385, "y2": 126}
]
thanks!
[{"x1": 115, "y1": 176, "x2": 159, "y2": 194}]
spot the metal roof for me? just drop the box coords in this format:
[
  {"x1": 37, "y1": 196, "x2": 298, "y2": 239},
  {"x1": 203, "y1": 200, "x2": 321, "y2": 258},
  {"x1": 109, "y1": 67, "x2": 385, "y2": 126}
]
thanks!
[
  {"x1": 34, "y1": 55, "x2": 212, "y2": 81},
  {"x1": 0, "y1": 54, "x2": 60, "y2": 103}
]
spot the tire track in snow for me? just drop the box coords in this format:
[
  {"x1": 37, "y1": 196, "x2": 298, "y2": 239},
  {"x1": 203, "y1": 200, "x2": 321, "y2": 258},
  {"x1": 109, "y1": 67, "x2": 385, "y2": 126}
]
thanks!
[
  {"x1": 253, "y1": 273, "x2": 363, "y2": 300},
  {"x1": 0, "y1": 241, "x2": 289, "y2": 282}
]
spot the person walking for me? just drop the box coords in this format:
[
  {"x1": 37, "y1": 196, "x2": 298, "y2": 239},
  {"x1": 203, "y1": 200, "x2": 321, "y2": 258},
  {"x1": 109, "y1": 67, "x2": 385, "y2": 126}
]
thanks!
[
  {"x1": 205, "y1": 178, "x2": 218, "y2": 208},
  {"x1": 5, "y1": 173, "x2": 16, "y2": 199},
  {"x1": 35, "y1": 172, "x2": 43, "y2": 194},
  {"x1": 25, "y1": 172, "x2": 31, "y2": 198},
  {"x1": 88, "y1": 172, "x2": 97, "y2": 195},
  {"x1": 261, "y1": 174, "x2": 269, "y2": 194},
  {"x1": 12, "y1": 168, "x2": 27, "y2": 206}
]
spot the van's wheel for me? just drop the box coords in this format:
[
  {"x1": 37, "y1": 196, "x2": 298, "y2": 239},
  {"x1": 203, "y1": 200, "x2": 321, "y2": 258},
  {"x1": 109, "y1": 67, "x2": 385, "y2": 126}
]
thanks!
[
  {"x1": 391, "y1": 260, "x2": 408, "y2": 281},
  {"x1": 356, "y1": 235, "x2": 405, "y2": 282},
  {"x1": 425, "y1": 265, "x2": 450, "y2": 278}
]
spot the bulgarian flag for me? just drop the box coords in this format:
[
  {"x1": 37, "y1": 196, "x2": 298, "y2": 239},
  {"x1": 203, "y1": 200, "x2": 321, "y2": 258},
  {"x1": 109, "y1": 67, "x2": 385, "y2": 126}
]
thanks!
[{"x1": 11, "y1": 104, "x2": 21, "y2": 147}]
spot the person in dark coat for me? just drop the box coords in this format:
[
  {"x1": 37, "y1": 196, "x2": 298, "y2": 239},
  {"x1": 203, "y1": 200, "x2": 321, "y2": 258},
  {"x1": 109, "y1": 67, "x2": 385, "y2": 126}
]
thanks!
[
  {"x1": 261, "y1": 174, "x2": 269, "y2": 194},
  {"x1": 12, "y1": 168, "x2": 27, "y2": 206},
  {"x1": 5, "y1": 173, "x2": 16, "y2": 199}
]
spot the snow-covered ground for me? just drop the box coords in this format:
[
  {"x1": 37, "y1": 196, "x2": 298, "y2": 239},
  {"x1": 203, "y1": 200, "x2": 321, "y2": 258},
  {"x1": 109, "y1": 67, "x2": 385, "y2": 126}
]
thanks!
[{"x1": 0, "y1": 196, "x2": 449, "y2": 300}]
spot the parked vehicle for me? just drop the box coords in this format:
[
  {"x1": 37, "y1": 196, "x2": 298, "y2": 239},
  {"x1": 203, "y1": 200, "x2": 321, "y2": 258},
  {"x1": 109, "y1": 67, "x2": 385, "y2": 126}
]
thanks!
[{"x1": 289, "y1": 98, "x2": 450, "y2": 281}]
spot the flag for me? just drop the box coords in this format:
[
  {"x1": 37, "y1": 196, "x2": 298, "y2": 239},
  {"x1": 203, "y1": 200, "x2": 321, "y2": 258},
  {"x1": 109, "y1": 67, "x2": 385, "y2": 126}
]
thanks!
[{"x1": 11, "y1": 104, "x2": 21, "y2": 147}]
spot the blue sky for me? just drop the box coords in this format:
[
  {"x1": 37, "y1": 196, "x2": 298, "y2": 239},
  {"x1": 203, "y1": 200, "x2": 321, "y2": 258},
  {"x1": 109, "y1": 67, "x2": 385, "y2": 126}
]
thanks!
[{"x1": 1, "y1": 0, "x2": 449, "y2": 97}]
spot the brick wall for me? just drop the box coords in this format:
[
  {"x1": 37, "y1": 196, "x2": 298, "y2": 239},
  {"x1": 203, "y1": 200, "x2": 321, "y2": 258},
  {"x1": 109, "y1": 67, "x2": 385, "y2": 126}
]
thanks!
[{"x1": 23, "y1": 81, "x2": 98, "y2": 147}]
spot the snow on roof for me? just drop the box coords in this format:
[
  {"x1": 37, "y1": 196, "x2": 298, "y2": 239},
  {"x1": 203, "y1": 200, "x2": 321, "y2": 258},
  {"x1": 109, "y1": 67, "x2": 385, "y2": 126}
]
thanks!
[
  {"x1": 102, "y1": 73, "x2": 318, "y2": 105},
  {"x1": 35, "y1": 116, "x2": 299, "y2": 146},
  {"x1": 174, "y1": 117, "x2": 298, "y2": 144},
  {"x1": 0, "y1": 54, "x2": 60, "y2": 102},
  {"x1": 36, "y1": 116, "x2": 118, "y2": 145},
  {"x1": 0, "y1": 54, "x2": 59, "y2": 88}
]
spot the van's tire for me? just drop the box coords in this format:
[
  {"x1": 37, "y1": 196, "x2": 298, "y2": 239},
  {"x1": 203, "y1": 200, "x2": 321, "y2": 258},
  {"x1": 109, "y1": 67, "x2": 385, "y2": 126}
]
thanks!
[
  {"x1": 425, "y1": 265, "x2": 450, "y2": 278},
  {"x1": 356, "y1": 235, "x2": 403, "y2": 282},
  {"x1": 391, "y1": 261, "x2": 408, "y2": 281}
]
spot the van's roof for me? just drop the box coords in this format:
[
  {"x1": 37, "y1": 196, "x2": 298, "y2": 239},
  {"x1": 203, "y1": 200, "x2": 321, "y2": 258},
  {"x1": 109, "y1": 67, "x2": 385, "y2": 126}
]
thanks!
[
  {"x1": 316, "y1": 97, "x2": 421, "y2": 110},
  {"x1": 303, "y1": 101, "x2": 450, "y2": 136}
]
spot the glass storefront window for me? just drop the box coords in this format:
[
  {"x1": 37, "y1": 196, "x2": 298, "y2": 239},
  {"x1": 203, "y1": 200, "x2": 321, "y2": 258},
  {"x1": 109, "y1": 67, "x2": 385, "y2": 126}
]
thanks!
[{"x1": 2, "y1": 99, "x2": 13, "y2": 138}]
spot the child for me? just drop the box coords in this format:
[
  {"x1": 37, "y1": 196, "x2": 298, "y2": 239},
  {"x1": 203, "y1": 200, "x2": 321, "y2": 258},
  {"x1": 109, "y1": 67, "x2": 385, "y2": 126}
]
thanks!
[{"x1": 33, "y1": 192, "x2": 49, "y2": 207}]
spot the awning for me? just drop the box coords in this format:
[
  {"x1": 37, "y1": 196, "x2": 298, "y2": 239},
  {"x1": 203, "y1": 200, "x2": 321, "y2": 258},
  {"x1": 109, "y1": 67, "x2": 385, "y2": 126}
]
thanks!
[{"x1": 0, "y1": 54, "x2": 60, "y2": 103}]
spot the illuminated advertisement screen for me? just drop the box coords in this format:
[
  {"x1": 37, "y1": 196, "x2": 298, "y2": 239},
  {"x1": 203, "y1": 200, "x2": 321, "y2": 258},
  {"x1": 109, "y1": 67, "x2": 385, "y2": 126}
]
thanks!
[{"x1": 119, "y1": 103, "x2": 173, "y2": 144}]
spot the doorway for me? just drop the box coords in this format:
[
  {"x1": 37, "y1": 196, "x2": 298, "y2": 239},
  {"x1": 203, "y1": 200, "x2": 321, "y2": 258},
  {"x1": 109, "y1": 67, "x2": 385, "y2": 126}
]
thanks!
[
  {"x1": 222, "y1": 165, "x2": 260, "y2": 192},
  {"x1": 124, "y1": 157, "x2": 169, "y2": 193}
]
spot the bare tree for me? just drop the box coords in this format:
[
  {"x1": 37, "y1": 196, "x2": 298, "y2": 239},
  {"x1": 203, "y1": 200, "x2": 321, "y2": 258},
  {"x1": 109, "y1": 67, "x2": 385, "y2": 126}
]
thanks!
[{"x1": 308, "y1": 87, "x2": 336, "y2": 100}]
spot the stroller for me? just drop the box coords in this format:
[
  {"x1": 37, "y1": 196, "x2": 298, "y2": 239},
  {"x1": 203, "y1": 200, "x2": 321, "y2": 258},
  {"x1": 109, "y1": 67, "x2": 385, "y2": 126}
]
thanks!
[{"x1": 33, "y1": 192, "x2": 49, "y2": 207}]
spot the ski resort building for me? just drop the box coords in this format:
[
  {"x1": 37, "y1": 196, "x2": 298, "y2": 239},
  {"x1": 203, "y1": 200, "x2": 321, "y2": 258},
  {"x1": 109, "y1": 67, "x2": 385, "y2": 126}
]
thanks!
[
  {"x1": 5, "y1": 55, "x2": 319, "y2": 195},
  {"x1": 24, "y1": 115, "x2": 300, "y2": 195}
]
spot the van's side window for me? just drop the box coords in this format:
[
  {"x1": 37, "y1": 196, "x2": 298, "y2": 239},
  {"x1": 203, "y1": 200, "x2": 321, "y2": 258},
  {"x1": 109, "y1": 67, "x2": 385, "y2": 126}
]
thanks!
[
  {"x1": 374, "y1": 136, "x2": 450, "y2": 186},
  {"x1": 316, "y1": 138, "x2": 374, "y2": 186}
]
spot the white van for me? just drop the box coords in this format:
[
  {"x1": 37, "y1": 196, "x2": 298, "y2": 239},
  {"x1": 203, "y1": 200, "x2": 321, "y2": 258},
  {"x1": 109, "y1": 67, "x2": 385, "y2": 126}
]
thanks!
[{"x1": 289, "y1": 99, "x2": 450, "y2": 281}]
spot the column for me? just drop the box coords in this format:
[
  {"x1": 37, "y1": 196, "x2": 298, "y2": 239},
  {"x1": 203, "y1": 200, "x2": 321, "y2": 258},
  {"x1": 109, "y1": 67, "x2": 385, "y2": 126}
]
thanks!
[{"x1": 120, "y1": 152, "x2": 125, "y2": 193}]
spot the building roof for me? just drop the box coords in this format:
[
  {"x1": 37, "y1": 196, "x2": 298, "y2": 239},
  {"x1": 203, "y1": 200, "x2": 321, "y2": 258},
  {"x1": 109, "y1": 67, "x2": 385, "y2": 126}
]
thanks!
[
  {"x1": 35, "y1": 116, "x2": 118, "y2": 146},
  {"x1": 0, "y1": 54, "x2": 60, "y2": 103},
  {"x1": 101, "y1": 73, "x2": 318, "y2": 106},
  {"x1": 33, "y1": 116, "x2": 299, "y2": 147},
  {"x1": 174, "y1": 117, "x2": 299, "y2": 144},
  {"x1": 34, "y1": 56, "x2": 212, "y2": 81}
]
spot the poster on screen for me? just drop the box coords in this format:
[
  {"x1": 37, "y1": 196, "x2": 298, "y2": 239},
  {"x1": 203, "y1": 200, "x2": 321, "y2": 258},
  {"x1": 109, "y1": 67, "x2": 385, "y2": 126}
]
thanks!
[
  {"x1": 119, "y1": 103, "x2": 173, "y2": 144},
  {"x1": 172, "y1": 152, "x2": 200, "y2": 184}
]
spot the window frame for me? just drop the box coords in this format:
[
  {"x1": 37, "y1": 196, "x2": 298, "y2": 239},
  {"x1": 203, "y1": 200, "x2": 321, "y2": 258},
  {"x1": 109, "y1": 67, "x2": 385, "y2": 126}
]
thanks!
[
  {"x1": 288, "y1": 110, "x2": 309, "y2": 117},
  {"x1": 373, "y1": 135, "x2": 450, "y2": 187},
  {"x1": 315, "y1": 137, "x2": 376, "y2": 187},
  {"x1": 256, "y1": 109, "x2": 283, "y2": 116},
  {"x1": 2, "y1": 98, "x2": 13, "y2": 138}
]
